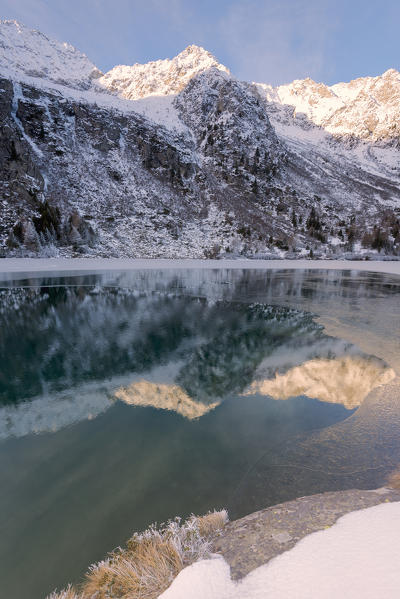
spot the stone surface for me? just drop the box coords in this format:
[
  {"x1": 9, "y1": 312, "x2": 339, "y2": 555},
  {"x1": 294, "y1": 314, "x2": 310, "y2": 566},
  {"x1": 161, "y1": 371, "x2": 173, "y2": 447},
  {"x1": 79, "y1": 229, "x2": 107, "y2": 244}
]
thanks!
[{"x1": 212, "y1": 487, "x2": 400, "y2": 579}]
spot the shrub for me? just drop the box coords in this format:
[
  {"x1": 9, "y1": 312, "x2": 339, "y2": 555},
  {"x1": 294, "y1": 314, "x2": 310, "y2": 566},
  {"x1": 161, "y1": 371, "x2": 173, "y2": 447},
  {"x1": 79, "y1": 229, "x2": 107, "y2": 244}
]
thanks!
[
  {"x1": 47, "y1": 584, "x2": 83, "y2": 599},
  {"x1": 387, "y1": 468, "x2": 400, "y2": 490},
  {"x1": 46, "y1": 510, "x2": 228, "y2": 599}
]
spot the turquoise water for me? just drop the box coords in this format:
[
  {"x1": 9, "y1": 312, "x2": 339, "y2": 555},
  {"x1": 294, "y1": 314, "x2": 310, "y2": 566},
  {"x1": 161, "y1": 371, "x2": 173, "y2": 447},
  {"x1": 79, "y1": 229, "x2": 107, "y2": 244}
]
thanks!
[{"x1": 0, "y1": 268, "x2": 399, "y2": 598}]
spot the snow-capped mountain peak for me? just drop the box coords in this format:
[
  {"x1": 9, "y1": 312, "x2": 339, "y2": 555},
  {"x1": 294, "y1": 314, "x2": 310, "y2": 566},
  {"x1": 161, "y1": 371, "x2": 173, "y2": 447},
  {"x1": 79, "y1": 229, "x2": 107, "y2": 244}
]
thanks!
[
  {"x1": 0, "y1": 19, "x2": 102, "y2": 90},
  {"x1": 98, "y1": 44, "x2": 230, "y2": 100},
  {"x1": 0, "y1": 21, "x2": 399, "y2": 261},
  {"x1": 257, "y1": 68, "x2": 400, "y2": 141}
]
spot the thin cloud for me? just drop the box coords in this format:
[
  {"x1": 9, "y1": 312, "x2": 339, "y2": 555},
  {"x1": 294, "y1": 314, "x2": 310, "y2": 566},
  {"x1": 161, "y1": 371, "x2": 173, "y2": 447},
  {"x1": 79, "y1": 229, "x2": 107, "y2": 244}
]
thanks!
[
  {"x1": 218, "y1": 0, "x2": 335, "y2": 86},
  {"x1": 1, "y1": 0, "x2": 397, "y2": 84}
]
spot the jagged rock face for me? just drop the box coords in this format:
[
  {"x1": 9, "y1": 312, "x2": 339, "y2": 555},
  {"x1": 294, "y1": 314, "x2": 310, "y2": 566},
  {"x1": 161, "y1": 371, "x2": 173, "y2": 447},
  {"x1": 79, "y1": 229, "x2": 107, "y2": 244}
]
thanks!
[
  {"x1": 176, "y1": 68, "x2": 277, "y2": 145},
  {"x1": 174, "y1": 67, "x2": 287, "y2": 235},
  {"x1": 0, "y1": 78, "x2": 205, "y2": 257},
  {"x1": 0, "y1": 21, "x2": 399, "y2": 258},
  {"x1": 257, "y1": 68, "x2": 400, "y2": 142},
  {"x1": 99, "y1": 45, "x2": 229, "y2": 100}
]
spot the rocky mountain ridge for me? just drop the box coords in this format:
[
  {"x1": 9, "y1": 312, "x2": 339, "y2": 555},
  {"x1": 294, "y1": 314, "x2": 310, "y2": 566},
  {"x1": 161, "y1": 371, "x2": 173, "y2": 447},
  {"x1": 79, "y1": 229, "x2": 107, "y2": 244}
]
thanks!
[
  {"x1": 257, "y1": 68, "x2": 400, "y2": 143},
  {"x1": 99, "y1": 44, "x2": 230, "y2": 100},
  {"x1": 0, "y1": 20, "x2": 102, "y2": 89},
  {"x1": 0, "y1": 20, "x2": 399, "y2": 258}
]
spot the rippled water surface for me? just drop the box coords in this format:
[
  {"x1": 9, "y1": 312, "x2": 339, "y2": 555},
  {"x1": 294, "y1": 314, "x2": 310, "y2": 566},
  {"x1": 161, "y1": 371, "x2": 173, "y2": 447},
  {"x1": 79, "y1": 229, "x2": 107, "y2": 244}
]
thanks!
[{"x1": 0, "y1": 267, "x2": 399, "y2": 598}]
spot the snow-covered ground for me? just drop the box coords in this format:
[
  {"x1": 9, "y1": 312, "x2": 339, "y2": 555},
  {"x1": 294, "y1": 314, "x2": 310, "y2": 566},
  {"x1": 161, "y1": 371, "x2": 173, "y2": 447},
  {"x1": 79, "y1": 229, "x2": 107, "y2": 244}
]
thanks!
[
  {"x1": 0, "y1": 258, "x2": 400, "y2": 277},
  {"x1": 160, "y1": 501, "x2": 400, "y2": 599}
]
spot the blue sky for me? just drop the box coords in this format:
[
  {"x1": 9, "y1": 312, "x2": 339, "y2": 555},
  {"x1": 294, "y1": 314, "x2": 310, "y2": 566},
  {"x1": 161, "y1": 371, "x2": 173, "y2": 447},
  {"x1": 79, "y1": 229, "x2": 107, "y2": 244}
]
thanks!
[{"x1": 1, "y1": 0, "x2": 399, "y2": 85}]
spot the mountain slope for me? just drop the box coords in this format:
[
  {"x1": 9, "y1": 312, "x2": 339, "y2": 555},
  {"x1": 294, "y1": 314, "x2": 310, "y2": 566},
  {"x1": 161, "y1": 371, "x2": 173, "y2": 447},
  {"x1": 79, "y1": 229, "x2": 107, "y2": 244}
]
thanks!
[
  {"x1": 0, "y1": 19, "x2": 102, "y2": 89},
  {"x1": 0, "y1": 21, "x2": 399, "y2": 259}
]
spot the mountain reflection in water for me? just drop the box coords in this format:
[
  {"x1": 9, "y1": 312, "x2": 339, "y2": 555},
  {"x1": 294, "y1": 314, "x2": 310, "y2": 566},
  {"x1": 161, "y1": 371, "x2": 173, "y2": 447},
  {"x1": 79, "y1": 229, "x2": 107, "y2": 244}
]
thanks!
[
  {"x1": 244, "y1": 355, "x2": 395, "y2": 409},
  {"x1": 115, "y1": 381, "x2": 219, "y2": 420},
  {"x1": 0, "y1": 268, "x2": 400, "y2": 599},
  {"x1": 0, "y1": 285, "x2": 392, "y2": 436}
]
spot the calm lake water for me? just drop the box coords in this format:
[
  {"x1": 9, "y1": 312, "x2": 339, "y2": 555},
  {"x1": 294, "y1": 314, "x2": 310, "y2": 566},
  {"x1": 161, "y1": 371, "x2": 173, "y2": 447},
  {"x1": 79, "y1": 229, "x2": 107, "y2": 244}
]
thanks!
[{"x1": 0, "y1": 267, "x2": 400, "y2": 598}]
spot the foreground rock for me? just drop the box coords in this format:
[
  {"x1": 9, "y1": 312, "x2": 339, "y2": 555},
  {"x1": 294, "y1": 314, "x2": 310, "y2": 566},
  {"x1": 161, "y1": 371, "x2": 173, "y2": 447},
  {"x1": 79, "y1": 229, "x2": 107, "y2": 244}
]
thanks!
[{"x1": 212, "y1": 487, "x2": 400, "y2": 579}]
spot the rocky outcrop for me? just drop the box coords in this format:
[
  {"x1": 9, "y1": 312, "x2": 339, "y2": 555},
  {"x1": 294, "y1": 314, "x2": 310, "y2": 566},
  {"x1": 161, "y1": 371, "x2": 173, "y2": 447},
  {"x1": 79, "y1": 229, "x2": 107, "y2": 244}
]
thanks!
[{"x1": 212, "y1": 487, "x2": 400, "y2": 579}]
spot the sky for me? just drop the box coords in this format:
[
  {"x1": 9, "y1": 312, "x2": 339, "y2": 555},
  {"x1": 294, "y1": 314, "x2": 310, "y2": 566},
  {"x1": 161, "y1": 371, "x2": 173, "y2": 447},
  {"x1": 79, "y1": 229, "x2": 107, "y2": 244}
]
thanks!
[{"x1": 0, "y1": 0, "x2": 399, "y2": 86}]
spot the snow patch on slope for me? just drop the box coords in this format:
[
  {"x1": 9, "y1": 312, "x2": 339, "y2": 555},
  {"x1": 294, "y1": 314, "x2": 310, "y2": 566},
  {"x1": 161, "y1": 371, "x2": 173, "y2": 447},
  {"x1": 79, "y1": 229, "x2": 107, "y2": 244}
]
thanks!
[{"x1": 129, "y1": 94, "x2": 187, "y2": 133}]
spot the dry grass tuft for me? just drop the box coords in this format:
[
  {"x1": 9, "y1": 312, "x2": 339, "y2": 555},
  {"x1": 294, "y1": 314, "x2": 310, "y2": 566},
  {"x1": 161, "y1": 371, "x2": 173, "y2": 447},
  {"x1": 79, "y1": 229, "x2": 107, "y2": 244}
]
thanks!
[
  {"x1": 82, "y1": 538, "x2": 182, "y2": 599},
  {"x1": 387, "y1": 468, "x2": 400, "y2": 490},
  {"x1": 195, "y1": 509, "x2": 229, "y2": 538},
  {"x1": 46, "y1": 509, "x2": 228, "y2": 599},
  {"x1": 46, "y1": 584, "x2": 83, "y2": 599}
]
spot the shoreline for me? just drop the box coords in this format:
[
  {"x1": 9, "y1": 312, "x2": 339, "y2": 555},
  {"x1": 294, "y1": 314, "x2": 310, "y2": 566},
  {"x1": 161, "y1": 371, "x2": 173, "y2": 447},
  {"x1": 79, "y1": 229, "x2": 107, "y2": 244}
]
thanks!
[
  {"x1": 162, "y1": 489, "x2": 400, "y2": 599},
  {"x1": 1, "y1": 257, "x2": 400, "y2": 277},
  {"x1": 45, "y1": 487, "x2": 400, "y2": 598},
  {"x1": 212, "y1": 487, "x2": 400, "y2": 580}
]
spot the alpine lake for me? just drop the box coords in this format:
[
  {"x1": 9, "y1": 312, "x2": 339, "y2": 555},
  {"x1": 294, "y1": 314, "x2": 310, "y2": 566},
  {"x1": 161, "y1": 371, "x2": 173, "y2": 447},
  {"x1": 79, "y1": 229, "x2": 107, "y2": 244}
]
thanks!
[{"x1": 0, "y1": 266, "x2": 399, "y2": 598}]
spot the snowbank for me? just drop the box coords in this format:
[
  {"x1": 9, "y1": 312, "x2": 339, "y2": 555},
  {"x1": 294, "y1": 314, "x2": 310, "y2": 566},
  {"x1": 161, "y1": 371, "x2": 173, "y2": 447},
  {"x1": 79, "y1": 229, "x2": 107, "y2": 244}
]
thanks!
[
  {"x1": 160, "y1": 501, "x2": 400, "y2": 599},
  {"x1": 0, "y1": 258, "x2": 400, "y2": 277}
]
